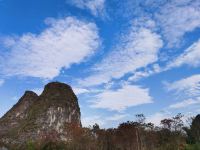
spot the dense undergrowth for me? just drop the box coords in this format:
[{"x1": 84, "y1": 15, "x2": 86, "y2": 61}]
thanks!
[{"x1": 2, "y1": 113, "x2": 200, "y2": 150}]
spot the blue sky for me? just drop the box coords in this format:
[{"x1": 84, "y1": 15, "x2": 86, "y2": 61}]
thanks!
[{"x1": 0, "y1": 0, "x2": 200, "y2": 128}]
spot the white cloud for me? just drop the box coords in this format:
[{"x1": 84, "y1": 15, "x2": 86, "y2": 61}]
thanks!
[
  {"x1": 169, "y1": 97, "x2": 200, "y2": 109},
  {"x1": 90, "y1": 84, "x2": 153, "y2": 111},
  {"x1": 148, "y1": 111, "x2": 193, "y2": 126},
  {"x1": 73, "y1": 87, "x2": 90, "y2": 95},
  {"x1": 80, "y1": 26, "x2": 163, "y2": 86},
  {"x1": 128, "y1": 63, "x2": 163, "y2": 81},
  {"x1": 147, "y1": 112, "x2": 170, "y2": 126},
  {"x1": 68, "y1": 0, "x2": 105, "y2": 17},
  {"x1": 129, "y1": 39, "x2": 200, "y2": 82},
  {"x1": 106, "y1": 114, "x2": 128, "y2": 121},
  {"x1": 166, "y1": 74, "x2": 200, "y2": 98},
  {"x1": 81, "y1": 113, "x2": 128, "y2": 127},
  {"x1": 0, "y1": 79, "x2": 4, "y2": 86},
  {"x1": 32, "y1": 88, "x2": 43, "y2": 95},
  {"x1": 168, "y1": 39, "x2": 200, "y2": 68},
  {"x1": 82, "y1": 115, "x2": 105, "y2": 127},
  {"x1": 104, "y1": 0, "x2": 200, "y2": 47},
  {"x1": 0, "y1": 17, "x2": 100, "y2": 79},
  {"x1": 156, "y1": 0, "x2": 200, "y2": 47}
]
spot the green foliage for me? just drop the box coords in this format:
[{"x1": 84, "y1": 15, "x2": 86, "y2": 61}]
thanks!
[
  {"x1": 185, "y1": 143, "x2": 200, "y2": 150},
  {"x1": 190, "y1": 115, "x2": 200, "y2": 143},
  {"x1": 26, "y1": 141, "x2": 36, "y2": 150},
  {"x1": 41, "y1": 142, "x2": 65, "y2": 150},
  {"x1": 184, "y1": 115, "x2": 200, "y2": 145}
]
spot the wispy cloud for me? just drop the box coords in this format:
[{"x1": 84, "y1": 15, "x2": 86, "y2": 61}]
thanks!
[
  {"x1": 106, "y1": 113, "x2": 128, "y2": 121},
  {"x1": 147, "y1": 112, "x2": 171, "y2": 126},
  {"x1": 169, "y1": 97, "x2": 200, "y2": 109},
  {"x1": 167, "y1": 39, "x2": 200, "y2": 68},
  {"x1": 165, "y1": 74, "x2": 200, "y2": 110},
  {"x1": 67, "y1": 0, "x2": 106, "y2": 17},
  {"x1": 128, "y1": 64, "x2": 163, "y2": 81},
  {"x1": 106, "y1": 0, "x2": 200, "y2": 47},
  {"x1": 90, "y1": 84, "x2": 153, "y2": 111},
  {"x1": 129, "y1": 38, "x2": 200, "y2": 82},
  {"x1": 0, "y1": 17, "x2": 100, "y2": 79},
  {"x1": 165, "y1": 74, "x2": 200, "y2": 98},
  {"x1": 81, "y1": 113, "x2": 128, "y2": 127},
  {"x1": 32, "y1": 88, "x2": 43, "y2": 95},
  {"x1": 82, "y1": 115, "x2": 105, "y2": 127},
  {"x1": 80, "y1": 22, "x2": 163, "y2": 86},
  {"x1": 0, "y1": 79, "x2": 4, "y2": 87},
  {"x1": 155, "y1": 0, "x2": 200, "y2": 47},
  {"x1": 73, "y1": 87, "x2": 90, "y2": 95}
]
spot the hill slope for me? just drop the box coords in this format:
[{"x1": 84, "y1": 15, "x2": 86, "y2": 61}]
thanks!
[{"x1": 0, "y1": 82, "x2": 81, "y2": 147}]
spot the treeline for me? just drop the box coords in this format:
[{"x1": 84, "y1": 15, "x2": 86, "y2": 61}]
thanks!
[{"x1": 7, "y1": 114, "x2": 200, "y2": 150}]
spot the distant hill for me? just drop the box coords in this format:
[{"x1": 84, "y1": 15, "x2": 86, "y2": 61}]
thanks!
[{"x1": 0, "y1": 82, "x2": 81, "y2": 149}]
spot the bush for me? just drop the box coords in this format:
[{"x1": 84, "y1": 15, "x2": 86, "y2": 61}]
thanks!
[
  {"x1": 41, "y1": 142, "x2": 66, "y2": 150},
  {"x1": 185, "y1": 143, "x2": 200, "y2": 150},
  {"x1": 27, "y1": 141, "x2": 36, "y2": 150}
]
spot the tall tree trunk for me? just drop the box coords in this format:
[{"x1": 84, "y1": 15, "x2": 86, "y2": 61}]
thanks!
[{"x1": 136, "y1": 128, "x2": 142, "y2": 150}]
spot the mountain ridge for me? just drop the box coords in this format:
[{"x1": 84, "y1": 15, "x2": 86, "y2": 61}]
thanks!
[{"x1": 0, "y1": 82, "x2": 81, "y2": 148}]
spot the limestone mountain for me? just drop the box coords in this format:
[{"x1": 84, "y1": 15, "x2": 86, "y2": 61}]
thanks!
[
  {"x1": 0, "y1": 82, "x2": 81, "y2": 147},
  {"x1": 0, "y1": 91, "x2": 38, "y2": 136}
]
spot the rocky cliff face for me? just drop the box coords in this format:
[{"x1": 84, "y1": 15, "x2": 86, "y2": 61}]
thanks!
[
  {"x1": 0, "y1": 82, "x2": 81, "y2": 147},
  {"x1": 0, "y1": 91, "x2": 38, "y2": 136}
]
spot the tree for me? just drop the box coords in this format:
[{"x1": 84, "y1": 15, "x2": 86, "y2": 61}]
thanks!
[
  {"x1": 190, "y1": 114, "x2": 200, "y2": 143},
  {"x1": 161, "y1": 118, "x2": 173, "y2": 130},
  {"x1": 92, "y1": 123, "x2": 100, "y2": 133},
  {"x1": 172, "y1": 113, "x2": 184, "y2": 132},
  {"x1": 159, "y1": 114, "x2": 185, "y2": 150},
  {"x1": 135, "y1": 114, "x2": 146, "y2": 125},
  {"x1": 117, "y1": 121, "x2": 140, "y2": 150}
]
